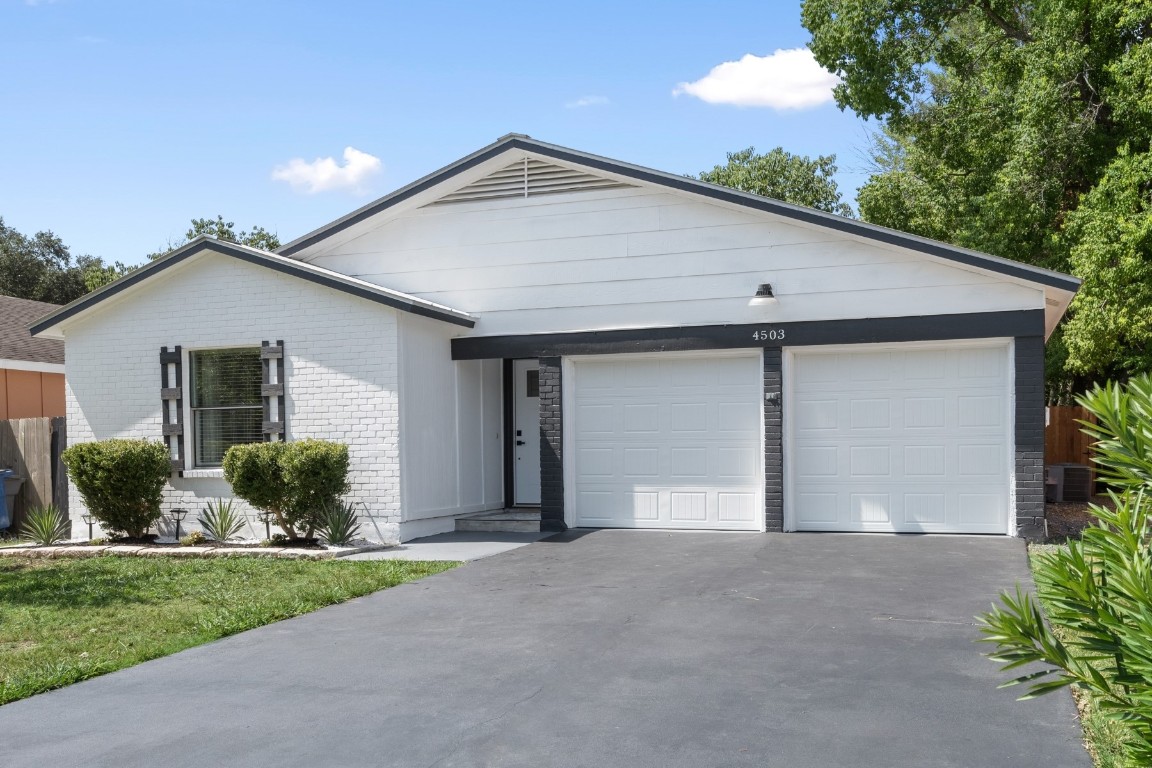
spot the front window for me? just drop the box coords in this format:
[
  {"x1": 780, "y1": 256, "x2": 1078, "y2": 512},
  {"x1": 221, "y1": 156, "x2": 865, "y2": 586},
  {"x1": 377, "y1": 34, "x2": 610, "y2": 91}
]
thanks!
[{"x1": 190, "y1": 348, "x2": 263, "y2": 467}]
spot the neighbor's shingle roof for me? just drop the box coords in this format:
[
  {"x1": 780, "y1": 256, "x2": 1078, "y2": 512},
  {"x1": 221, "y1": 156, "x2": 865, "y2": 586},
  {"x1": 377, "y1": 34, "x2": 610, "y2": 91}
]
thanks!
[{"x1": 0, "y1": 295, "x2": 63, "y2": 365}]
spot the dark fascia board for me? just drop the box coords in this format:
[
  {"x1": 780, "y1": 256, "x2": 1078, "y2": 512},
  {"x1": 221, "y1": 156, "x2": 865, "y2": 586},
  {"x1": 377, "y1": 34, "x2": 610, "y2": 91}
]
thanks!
[
  {"x1": 451, "y1": 310, "x2": 1045, "y2": 360},
  {"x1": 30, "y1": 236, "x2": 476, "y2": 337},
  {"x1": 279, "y1": 135, "x2": 1081, "y2": 294}
]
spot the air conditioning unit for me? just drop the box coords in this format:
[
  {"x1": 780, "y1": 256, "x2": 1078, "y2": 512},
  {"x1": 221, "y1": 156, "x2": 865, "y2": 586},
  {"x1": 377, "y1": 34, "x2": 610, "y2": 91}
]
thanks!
[{"x1": 1045, "y1": 463, "x2": 1092, "y2": 503}]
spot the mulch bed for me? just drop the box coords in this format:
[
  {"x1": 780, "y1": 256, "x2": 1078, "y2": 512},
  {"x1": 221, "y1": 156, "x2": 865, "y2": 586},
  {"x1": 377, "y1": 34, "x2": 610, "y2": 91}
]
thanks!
[{"x1": 1046, "y1": 496, "x2": 1113, "y2": 541}]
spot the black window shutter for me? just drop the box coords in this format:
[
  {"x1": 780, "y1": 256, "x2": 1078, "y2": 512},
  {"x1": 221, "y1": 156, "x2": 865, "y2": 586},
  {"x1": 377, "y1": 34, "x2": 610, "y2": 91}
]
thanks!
[
  {"x1": 160, "y1": 346, "x2": 184, "y2": 473},
  {"x1": 261, "y1": 340, "x2": 286, "y2": 441}
]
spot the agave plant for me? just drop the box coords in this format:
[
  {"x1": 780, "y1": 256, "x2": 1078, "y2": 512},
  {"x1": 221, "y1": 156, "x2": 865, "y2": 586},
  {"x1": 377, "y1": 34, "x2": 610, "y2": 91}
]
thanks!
[
  {"x1": 20, "y1": 505, "x2": 71, "y2": 546},
  {"x1": 198, "y1": 498, "x2": 246, "y2": 542},
  {"x1": 315, "y1": 500, "x2": 362, "y2": 546}
]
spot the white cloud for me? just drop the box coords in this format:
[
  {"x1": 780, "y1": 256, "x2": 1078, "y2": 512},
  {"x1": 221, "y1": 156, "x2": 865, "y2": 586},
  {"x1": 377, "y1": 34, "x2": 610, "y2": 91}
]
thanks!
[
  {"x1": 271, "y1": 146, "x2": 382, "y2": 194},
  {"x1": 565, "y1": 95, "x2": 609, "y2": 109},
  {"x1": 673, "y1": 48, "x2": 839, "y2": 110}
]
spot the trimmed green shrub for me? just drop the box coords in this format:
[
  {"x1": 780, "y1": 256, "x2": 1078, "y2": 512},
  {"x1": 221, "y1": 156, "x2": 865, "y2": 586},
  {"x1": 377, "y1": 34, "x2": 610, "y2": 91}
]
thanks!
[
  {"x1": 316, "y1": 500, "x2": 362, "y2": 546},
  {"x1": 61, "y1": 439, "x2": 171, "y2": 539},
  {"x1": 979, "y1": 374, "x2": 1152, "y2": 766},
  {"x1": 223, "y1": 439, "x2": 349, "y2": 539},
  {"x1": 20, "y1": 505, "x2": 70, "y2": 546},
  {"x1": 221, "y1": 441, "x2": 287, "y2": 523},
  {"x1": 280, "y1": 439, "x2": 349, "y2": 531},
  {"x1": 198, "y1": 498, "x2": 245, "y2": 541}
]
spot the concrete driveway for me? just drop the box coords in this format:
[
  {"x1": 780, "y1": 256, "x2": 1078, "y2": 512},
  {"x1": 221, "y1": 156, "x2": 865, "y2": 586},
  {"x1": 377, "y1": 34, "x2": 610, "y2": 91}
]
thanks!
[{"x1": 0, "y1": 531, "x2": 1087, "y2": 767}]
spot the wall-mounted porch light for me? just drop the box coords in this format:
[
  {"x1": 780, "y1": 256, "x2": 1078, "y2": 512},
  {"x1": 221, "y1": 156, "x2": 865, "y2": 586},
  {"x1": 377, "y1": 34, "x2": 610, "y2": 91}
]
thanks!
[{"x1": 749, "y1": 283, "x2": 777, "y2": 305}]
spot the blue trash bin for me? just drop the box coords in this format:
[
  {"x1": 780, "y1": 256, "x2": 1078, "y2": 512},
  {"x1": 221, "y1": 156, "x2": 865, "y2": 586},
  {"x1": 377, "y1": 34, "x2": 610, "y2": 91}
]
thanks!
[{"x1": 0, "y1": 469, "x2": 13, "y2": 531}]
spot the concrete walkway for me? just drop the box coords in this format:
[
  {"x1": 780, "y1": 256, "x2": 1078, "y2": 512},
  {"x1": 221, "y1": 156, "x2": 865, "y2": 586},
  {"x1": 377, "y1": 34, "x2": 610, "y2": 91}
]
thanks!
[
  {"x1": 0, "y1": 531, "x2": 1088, "y2": 767},
  {"x1": 346, "y1": 530, "x2": 550, "y2": 561}
]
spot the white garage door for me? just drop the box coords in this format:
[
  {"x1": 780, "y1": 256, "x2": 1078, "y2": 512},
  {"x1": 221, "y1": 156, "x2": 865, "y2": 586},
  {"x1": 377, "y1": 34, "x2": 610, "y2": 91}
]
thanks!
[
  {"x1": 572, "y1": 353, "x2": 763, "y2": 530},
  {"x1": 790, "y1": 342, "x2": 1011, "y2": 534}
]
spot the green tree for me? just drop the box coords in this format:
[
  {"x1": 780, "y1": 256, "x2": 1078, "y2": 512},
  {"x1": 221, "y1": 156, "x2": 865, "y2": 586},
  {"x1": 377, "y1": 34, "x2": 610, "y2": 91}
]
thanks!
[
  {"x1": 803, "y1": 0, "x2": 1152, "y2": 386},
  {"x1": 0, "y1": 217, "x2": 128, "y2": 304},
  {"x1": 694, "y1": 147, "x2": 854, "y2": 217},
  {"x1": 147, "y1": 215, "x2": 281, "y2": 260}
]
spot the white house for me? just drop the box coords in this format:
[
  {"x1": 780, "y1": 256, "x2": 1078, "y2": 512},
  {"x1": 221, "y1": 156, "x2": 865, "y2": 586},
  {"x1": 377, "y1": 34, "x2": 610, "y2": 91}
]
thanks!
[{"x1": 31, "y1": 135, "x2": 1078, "y2": 542}]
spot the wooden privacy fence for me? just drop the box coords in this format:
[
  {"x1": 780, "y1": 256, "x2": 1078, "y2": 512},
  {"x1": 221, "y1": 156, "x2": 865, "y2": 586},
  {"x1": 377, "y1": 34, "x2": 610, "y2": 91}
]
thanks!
[
  {"x1": 0, "y1": 417, "x2": 67, "y2": 533},
  {"x1": 1045, "y1": 405, "x2": 1096, "y2": 480}
]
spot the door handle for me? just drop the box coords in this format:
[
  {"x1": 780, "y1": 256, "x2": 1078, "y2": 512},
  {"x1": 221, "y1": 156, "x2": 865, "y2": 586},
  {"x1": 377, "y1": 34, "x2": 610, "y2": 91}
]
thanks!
[{"x1": 516, "y1": 440, "x2": 526, "y2": 446}]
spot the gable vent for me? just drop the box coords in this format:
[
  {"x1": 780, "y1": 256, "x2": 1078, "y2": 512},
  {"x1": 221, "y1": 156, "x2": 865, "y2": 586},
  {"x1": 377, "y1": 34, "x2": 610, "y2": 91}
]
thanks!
[{"x1": 430, "y1": 158, "x2": 633, "y2": 205}]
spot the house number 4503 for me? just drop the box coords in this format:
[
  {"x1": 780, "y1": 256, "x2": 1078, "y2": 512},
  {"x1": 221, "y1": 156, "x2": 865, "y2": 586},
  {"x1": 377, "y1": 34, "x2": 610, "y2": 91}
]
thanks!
[{"x1": 752, "y1": 329, "x2": 785, "y2": 342}]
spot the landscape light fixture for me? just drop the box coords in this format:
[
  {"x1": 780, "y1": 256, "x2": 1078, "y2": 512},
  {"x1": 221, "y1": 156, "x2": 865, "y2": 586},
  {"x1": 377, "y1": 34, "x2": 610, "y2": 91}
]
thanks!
[
  {"x1": 258, "y1": 510, "x2": 275, "y2": 540},
  {"x1": 750, "y1": 283, "x2": 777, "y2": 305},
  {"x1": 81, "y1": 512, "x2": 96, "y2": 540},
  {"x1": 167, "y1": 508, "x2": 189, "y2": 541}
]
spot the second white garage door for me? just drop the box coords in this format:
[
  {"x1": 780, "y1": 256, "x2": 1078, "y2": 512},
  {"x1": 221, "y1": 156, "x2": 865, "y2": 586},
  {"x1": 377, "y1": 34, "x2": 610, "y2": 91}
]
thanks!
[
  {"x1": 788, "y1": 342, "x2": 1012, "y2": 534},
  {"x1": 571, "y1": 353, "x2": 763, "y2": 530}
]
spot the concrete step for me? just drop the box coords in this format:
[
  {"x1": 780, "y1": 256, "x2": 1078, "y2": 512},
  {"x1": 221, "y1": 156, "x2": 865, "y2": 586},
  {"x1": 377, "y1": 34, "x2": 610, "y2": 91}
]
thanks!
[
  {"x1": 455, "y1": 509, "x2": 541, "y2": 533},
  {"x1": 455, "y1": 519, "x2": 541, "y2": 533}
]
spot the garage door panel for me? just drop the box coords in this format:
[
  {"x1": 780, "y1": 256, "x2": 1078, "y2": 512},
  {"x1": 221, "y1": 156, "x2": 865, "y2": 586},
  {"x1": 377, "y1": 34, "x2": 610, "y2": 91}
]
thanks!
[
  {"x1": 622, "y1": 447, "x2": 660, "y2": 477},
  {"x1": 849, "y1": 446, "x2": 891, "y2": 477},
  {"x1": 670, "y1": 492, "x2": 708, "y2": 521},
  {"x1": 796, "y1": 445, "x2": 839, "y2": 478},
  {"x1": 796, "y1": 399, "x2": 838, "y2": 430},
  {"x1": 958, "y1": 396, "x2": 1005, "y2": 428},
  {"x1": 717, "y1": 401, "x2": 760, "y2": 433},
  {"x1": 796, "y1": 492, "x2": 840, "y2": 524},
  {"x1": 576, "y1": 491, "x2": 615, "y2": 521},
  {"x1": 791, "y1": 344, "x2": 1010, "y2": 534},
  {"x1": 904, "y1": 493, "x2": 946, "y2": 524},
  {"x1": 957, "y1": 444, "x2": 1004, "y2": 477},
  {"x1": 904, "y1": 398, "x2": 946, "y2": 428},
  {"x1": 904, "y1": 350, "x2": 950, "y2": 379},
  {"x1": 670, "y1": 402, "x2": 708, "y2": 432},
  {"x1": 573, "y1": 354, "x2": 763, "y2": 531},
  {"x1": 849, "y1": 399, "x2": 892, "y2": 430},
  {"x1": 904, "y1": 445, "x2": 946, "y2": 476},
  {"x1": 851, "y1": 493, "x2": 891, "y2": 523},
  {"x1": 576, "y1": 447, "x2": 616, "y2": 477},
  {"x1": 718, "y1": 493, "x2": 757, "y2": 522},
  {"x1": 670, "y1": 446, "x2": 708, "y2": 478},
  {"x1": 576, "y1": 403, "x2": 615, "y2": 433}
]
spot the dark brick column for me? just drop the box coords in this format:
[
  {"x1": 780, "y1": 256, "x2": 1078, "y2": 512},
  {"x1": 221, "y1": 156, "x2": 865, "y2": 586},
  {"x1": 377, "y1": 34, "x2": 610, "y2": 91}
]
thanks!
[
  {"x1": 1014, "y1": 337, "x2": 1046, "y2": 539},
  {"x1": 764, "y1": 348, "x2": 784, "y2": 532},
  {"x1": 538, "y1": 356, "x2": 566, "y2": 530}
]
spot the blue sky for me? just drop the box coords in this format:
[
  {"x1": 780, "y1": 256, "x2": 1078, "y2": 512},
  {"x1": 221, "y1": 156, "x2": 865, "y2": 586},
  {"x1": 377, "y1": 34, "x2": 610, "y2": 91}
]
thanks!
[{"x1": 2, "y1": 0, "x2": 871, "y2": 266}]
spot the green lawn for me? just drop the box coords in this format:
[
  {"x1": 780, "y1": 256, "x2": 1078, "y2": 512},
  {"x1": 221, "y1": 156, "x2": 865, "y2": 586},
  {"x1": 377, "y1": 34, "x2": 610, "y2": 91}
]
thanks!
[
  {"x1": 1028, "y1": 544, "x2": 1132, "y2": 768},
  {"x1": 0, "y1": 556, "x2": 458, "y2": 706}
]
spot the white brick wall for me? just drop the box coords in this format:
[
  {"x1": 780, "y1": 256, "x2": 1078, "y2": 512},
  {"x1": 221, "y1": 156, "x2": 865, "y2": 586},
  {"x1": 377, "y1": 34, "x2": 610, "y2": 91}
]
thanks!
[{"x1": 62, "y1": 249, "x2": 403, "y2": 543}]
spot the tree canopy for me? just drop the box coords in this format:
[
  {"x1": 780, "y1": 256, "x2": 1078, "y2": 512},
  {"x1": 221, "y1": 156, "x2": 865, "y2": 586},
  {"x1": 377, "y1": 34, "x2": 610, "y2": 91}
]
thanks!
[
  {"x1": 0, "y1": 215, "x2": 281, "y2": 307},
  {"x1": 803, "y1": 0, "x2": 1152, "y2": 393},
  {"x1": 146, "y1": 216, "x2": 281, "y2": 261},
  {"x1": 0, "y1": 218, "x2": 128, "y2": 305},
  {"x1": 694, "y1": 147, "x2": 855, "y2": 217}
]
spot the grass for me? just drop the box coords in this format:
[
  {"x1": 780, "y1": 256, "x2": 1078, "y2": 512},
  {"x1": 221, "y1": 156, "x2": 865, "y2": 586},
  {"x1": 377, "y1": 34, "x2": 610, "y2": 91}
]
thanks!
[
  {"x1": 1028, "y1": 544, "x2": 1132, "y2": 768},
  {"x1": 0, "y1": 556, "x2": 458, "y2": 706}
]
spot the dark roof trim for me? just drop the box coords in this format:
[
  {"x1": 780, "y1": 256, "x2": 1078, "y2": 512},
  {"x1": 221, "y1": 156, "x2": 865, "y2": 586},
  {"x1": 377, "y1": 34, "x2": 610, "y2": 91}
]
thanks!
[
  {"x1": 451, "y1": 310, "x2": 1045, "y2": 359},
  {"x1": 30, "y1": 237, "x2": 476, "y2": 337},
  {"x1": 279, "y1": 135, "x2": 1081, "y2": 294}
]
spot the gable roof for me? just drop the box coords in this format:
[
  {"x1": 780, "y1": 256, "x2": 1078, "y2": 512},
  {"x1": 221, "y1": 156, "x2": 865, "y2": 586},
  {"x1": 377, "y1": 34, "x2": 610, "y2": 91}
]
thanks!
[
  {"x1": 278, "y1": 134, "x2": 1081, "y2": 294},
  {"x1": 30, "y1": 236, "x2": 476, "y2": 339},
  {"x1": 0, "y1": 295, "x2": 64, "y2": 364}
]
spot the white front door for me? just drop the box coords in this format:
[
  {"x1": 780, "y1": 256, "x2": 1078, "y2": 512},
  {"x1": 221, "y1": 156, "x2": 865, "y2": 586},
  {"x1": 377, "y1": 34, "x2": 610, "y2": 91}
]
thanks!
[
  {"x1": 789, "y1": 341, "x2": 1012, "y2": 534},
  {"x1": 570, "y1": 352, "x2": 764, "y2": 530},
  {"x1": 513, "y1": 359, "x2": 541, "y2": 505}
]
